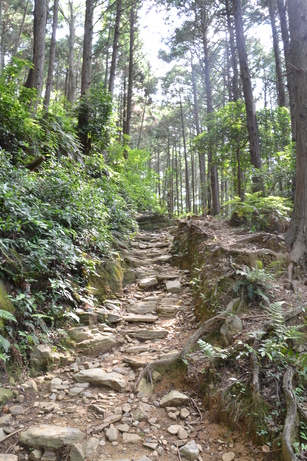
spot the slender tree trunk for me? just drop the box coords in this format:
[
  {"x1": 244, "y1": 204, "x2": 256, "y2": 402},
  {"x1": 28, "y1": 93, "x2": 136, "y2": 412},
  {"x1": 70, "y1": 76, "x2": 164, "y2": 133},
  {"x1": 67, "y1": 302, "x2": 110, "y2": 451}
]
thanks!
[
  {"x1": 268, "y1": 0, "x2": 286, "y2": 107},
  {"x1": 108, "y1": 0, "x2": 121, "y2": 95},
  {"x1": 137, "y1": 95, "x2": 146, "y2": 149},
  {"x1": 0, "y1": 0, "x2": 3, "y2": 72},
  {"x1": 277, "y1": 0, "x2": 296, "y2": 141},
  {"x1": 284, "y1": 0, "x2": 307, "y2": 264},
  {"x1": 104, "y1": 27, "x2": 111, "y2": 89},
  {"x1": 175, "y1": 144, "x2": 179, "y2": 216},
  {"x1": 225, "y1": 0, "x2": 239, "y2": 101},
  {"x1": 123, "y1": 2, "x2": 135, "y2": 153},
  {"x1": 179, "y1": 92, "x2": 191, "y2": 214},
  {"x1": 13, "y1": 0, "x2": 30, "y2": 56},
  {"x1": 67, "y1": 1, "x2": 76, "y2": 106},
  {"x1": 191, "y1": 58, "x2": 206, "y2": 214},
  {"x1": 81, "y1": 0, "x2": 94, "y2": 96},
  {"x1": 233, "y1": 0, "x2": 262, "y2": 173},
  {"x1": 44, "y1": 0, "x2": 59, "y2": 110},
  {"x1": 201, "y1": 0, "x2": 220, "y2": 215},
  {"x1": 25, "y1": 0, "x2": 47, "y2": 112}
]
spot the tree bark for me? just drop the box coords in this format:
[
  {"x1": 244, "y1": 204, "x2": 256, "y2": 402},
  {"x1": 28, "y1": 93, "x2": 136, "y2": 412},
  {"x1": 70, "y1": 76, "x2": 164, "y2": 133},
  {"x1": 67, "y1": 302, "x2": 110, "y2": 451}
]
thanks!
[
  {"x1": 232, "y1": 0, "x2": 262, "y2": 176},
  {"x1": 277, "y1": 0, "x2": 296, "y2": 142},
  {"x1": 24, "y1": 0, "x2": 47, "y2": 111},
  {"x1": 179, "y1": 92, "x2": 191, "y2": 213},
  {"x1": 268, "y1": 0, "x2": 286, "y2": 107},
  {"x1": 123, "y1": 2, "x2": 135, "y2": 152},
  {"x1": 0, "y1": 0, "x2": 3, "y2": 72},
  {"x1": 108, "y1": 0, "x2": 121, "y2": 96},
  {"x1": 13, "y1": 0, "x2": 30, "y2": 57},
  {"x1": 225, "y1": 0, "x2": 240, "y2": 102},
  {"x1": 285, "y1": 0, "x2": 307, "y2": 264},
  {"x1": 191, "y1": 59, "x2": 206, "y2": 214},
  {"x1": 81, "y1": 0, "x2": 94, "y2": 96},
  {"x1": 201, "y1": 0, "x2": 220, "y2": 215},
  {"x1": 43, "y1": 0, "x2": 59, "y2": 110},
  {"x1": 67, "y1": 1, "x2": 76, "y2": 106}
]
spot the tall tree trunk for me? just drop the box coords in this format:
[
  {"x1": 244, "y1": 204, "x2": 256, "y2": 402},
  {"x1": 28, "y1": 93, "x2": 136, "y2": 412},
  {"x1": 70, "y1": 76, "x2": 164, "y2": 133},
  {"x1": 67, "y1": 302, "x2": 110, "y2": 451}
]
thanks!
[
  {"x1": 268, "y1": 0, "x2": 286, "y2": 107},
  {"x1": 201, "y1": 0, "x2": 220, "y2": 215},
  {"x1": 284, "y1": 0, "x2": 307, "y2": 264},
  {"x1": 137, "y1": 94, "x2": 146, "y2": 149},
  {"x1": 44, "y1": 0, "x2": 59, "y2": 110},
  {"x1": 179, "y1": 92, "x2": 191, "y2": 214},
  {"x1": 67, "y1": 1, "x2": 76, "y2": 106},
  {"x1": 104, "y1": 27, "x2": 111, "y2": 89},
  {"x1": 25, "y1": 0, "x2": 47, "y2": 111},
  {"x1": 232, "y1": 0, "x2": 262, "y2": 181},
  {"x1": 123, "y1": 2, "x2": 135, "y2": 153},
  {"x1": 78, "y1": 0, "x2": 94, "y2": 155},
  {"x1": 81, "y1": 0, "x2": 94, "y2": 96},
  {"x1": 0, "y1": 0, "x2": 3, "y2": 72},
  {"x1": 277, "y1": 0, "x2": 296, "y2": 142},
  {"x1": 225, "y1": 0, "x2": 239, "y2": 101},
  {"x1": 13, "y1": 0, "x2": 30, "y2": 56},
  {"x1": 108, "y1": 0, "x2": 121, "y2": 95},
  {"x1": 192, "y1": 58, "x2": 206, "y2": 214}
]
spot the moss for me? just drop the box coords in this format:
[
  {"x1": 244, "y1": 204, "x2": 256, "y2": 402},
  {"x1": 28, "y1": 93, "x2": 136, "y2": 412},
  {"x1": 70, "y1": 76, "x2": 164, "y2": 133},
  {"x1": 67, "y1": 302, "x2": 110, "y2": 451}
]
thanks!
[
  {"x1": 0, "y1": 280, "x2": 15, "y2": 329},
  {"x1": 88, "y1": 258, "x2": 124, "y2": 302}
]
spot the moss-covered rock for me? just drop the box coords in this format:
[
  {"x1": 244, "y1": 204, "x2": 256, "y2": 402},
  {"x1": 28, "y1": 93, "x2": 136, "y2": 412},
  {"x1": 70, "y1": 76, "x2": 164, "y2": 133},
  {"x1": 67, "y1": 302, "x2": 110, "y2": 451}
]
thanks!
[
  {"x1": 0, "y1": 387, "x2": 13, "y2": 404},
  {"x1": 88, "y1": 259, "x2": 124, "y2": 302},
  {"x1": 0, "y1": 281, "x2": 15, "y2": 329}
]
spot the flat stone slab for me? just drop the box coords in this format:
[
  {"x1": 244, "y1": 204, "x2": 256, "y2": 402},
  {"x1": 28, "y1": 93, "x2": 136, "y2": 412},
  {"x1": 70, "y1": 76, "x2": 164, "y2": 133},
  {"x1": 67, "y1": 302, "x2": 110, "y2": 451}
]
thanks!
[
  {"x1": 155, "y1": 255, "x2": 172, "y2": 263},
  {"x1": 122, "y1": 314, "x2": 158, "y2": 323},
  {"x1": 20, "y1": 425, "x2": 84, "y2": 449},
  {"x1": 125, "y1": 329, "x2": 168, "y2": 340},
  {"x1": 95, "y1": 309, "x2": 121, "y2": 324},
  {"x1": 75, "y1": 333, "x2": 116, "y2": 355},
  {"x1": 127, "y1": 301, "x2": 157, "y2": 314},
  {"x1": 138, "y1": 277, "x2": 158, "y2": 289},
  {"x1": 0, "y1": 456, "x2": 19, "y2": 461},
  {"x1": 157, "y1": 273, "x2": 180, "y2": 281},
  {"x1": 165, "y1": 279, "x2": 181, "y2": 293},
  {"x1": 160, "y1": 390, "x2": 189, "y2": 408},
  {"x1": 74, "y1": 369, "x2": 127, "y2": 391},
  {"x1": 125, "y1": 345, "x2": 149, "y2": 354}
]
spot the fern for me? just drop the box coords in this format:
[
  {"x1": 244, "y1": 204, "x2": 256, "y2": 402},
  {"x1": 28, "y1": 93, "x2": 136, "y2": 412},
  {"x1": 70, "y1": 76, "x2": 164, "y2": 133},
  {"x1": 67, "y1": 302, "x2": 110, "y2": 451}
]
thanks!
[
  {"x1": 0, "y1": 309, "x2": 16, "y2": 322},
  {"x1": 198, "y1": 339, "x2": 229, "y2": 360}
]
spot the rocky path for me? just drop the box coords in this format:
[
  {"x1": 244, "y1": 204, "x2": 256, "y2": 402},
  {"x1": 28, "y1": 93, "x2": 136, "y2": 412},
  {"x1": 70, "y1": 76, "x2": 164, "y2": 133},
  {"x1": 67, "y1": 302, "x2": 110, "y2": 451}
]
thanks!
[{"x1": 0, "y1": 228, "x2": 261, "y2": 461}]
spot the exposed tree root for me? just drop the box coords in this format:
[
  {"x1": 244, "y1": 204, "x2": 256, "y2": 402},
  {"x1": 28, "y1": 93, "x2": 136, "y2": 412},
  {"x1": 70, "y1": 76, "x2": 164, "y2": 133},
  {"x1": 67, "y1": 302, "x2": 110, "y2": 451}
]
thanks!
[
  {"x1": 228, "y1": 232, "x2": 283, "y2": 247},
  {"x1": 250, "y1": 349, "x2": 261, "y2": 404},
  {"x1": 133, "y1": 310, "x2": 228, "y2": 391},
  {"x1": 282, "y1": 367, "x2": 299, "y2": 461}
]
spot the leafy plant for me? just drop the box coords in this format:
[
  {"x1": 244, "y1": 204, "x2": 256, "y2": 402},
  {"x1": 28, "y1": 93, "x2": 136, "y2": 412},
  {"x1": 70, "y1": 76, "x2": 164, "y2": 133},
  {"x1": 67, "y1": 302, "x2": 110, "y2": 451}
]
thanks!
[
  {"x1": 224, "y1": 192, "x2": 292, "y2": 232},
  {"x1": 233, "y1": 261, "x2": 273, "y2": 302}
]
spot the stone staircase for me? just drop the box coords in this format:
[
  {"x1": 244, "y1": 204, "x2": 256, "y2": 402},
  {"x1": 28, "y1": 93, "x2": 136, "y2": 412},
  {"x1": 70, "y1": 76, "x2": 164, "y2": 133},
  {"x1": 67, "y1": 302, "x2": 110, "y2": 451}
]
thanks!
[{"x1": 0, "y1": 228, "x2": 257, "y2": 461}]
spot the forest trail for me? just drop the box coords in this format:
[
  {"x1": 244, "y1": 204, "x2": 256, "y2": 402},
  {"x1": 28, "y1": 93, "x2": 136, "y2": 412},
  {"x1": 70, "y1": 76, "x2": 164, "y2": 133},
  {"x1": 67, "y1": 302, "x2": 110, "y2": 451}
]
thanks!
[{"x1": 0, "y1": 227, "x2": 261, "y2": 461}]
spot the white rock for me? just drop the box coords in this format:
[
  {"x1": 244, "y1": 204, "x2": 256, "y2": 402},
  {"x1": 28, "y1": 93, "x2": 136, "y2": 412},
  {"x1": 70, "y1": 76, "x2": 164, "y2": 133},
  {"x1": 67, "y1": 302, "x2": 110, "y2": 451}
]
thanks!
[
  {"x1": 160, "y1": 390, "x2": 189, "y2": 408},
  {"x1": 222, "y1": 452, "x2": 236, "y2": 461},
  {"x1": 122, "y1": 433, "x2": 142, "y2": 444},
  {"x1": 74, "y1": 369, "x2": 127, "y2": 391},
  {"x1": 20, "y1": 425, "x2": 84, "y2": 449},
  {"x1": 179, "y1": 440, "x2": 200, "y2": 460},
  {"x1": 165, "y1": 280, "x2": 181, "y2": 293}
]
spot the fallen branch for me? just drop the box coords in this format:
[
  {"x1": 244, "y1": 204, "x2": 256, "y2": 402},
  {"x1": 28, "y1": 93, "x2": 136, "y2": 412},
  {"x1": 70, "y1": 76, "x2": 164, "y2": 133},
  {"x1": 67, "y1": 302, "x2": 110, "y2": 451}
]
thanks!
[
  {"x1": 282, "y1": 367, "x2": 299, "y2": 461},
  {"x1": 0, "y1": 427, "x2": 24, "y2": 443},
  {"x1": 133, "y1": 310, "x2": 228, "y2": 391},
  {"x1": 250, "y1": 349, "x2": 261, "y2": 404}
]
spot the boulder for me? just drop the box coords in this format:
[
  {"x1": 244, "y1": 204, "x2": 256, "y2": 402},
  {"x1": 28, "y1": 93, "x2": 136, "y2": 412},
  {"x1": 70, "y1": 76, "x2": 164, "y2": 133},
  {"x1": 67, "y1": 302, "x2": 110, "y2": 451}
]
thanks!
[
  {"x1": 0, "y1": 389, "x2": 13, "y2": 405},
  {"x1": 138, "y1": 277, "x2": 158, "y2": 289},
  {"x1": 74, "y1": 369, "x2": 127, "y2": 391},
  {"x1": 165, "y1": 280, "x2": 181, "y2": 293},
  {"x1": 220, "y1": 315, "x2": 243, "y2": 345},
  {"x1": 30, "y1": 345, "x2": 65, "y2": 374},
  {"x1": 20, "y1": 425, "x2": 84, "y2": 449},
  {"x1": 179, "y1": 440, "x2": 200, "y2": 460},
  {"x1": 160, "y1": 390, "x2": 189, "y2": 408}
]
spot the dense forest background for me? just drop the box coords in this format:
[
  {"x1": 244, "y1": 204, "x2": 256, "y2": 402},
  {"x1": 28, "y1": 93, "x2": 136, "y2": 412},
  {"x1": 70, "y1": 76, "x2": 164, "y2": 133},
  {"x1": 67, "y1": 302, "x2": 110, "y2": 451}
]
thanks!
[{"x1": 0, "y1": 0, "x2": 307, "y2": 364}]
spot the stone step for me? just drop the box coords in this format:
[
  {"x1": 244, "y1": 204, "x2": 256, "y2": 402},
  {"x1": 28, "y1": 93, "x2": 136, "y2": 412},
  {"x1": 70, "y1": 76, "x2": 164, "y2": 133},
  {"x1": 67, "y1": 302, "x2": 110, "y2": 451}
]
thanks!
[
  {"x1": 125, "y1": 329, "x2": 168, "y2": 341},
  {"x1": 122, "y1": 314, "x2": 158, "y2": 323},
  {"x1": 126, "y1": 300, "x2": 157, "y2": 314}
]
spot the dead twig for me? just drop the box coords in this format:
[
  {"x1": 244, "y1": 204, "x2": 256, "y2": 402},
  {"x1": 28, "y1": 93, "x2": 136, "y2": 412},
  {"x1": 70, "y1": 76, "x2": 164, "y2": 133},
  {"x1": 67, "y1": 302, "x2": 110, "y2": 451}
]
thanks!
[
  {"x1": 190, "y1": 397, "x2": 202, "y2": 421},
  {"x1": 0, "y1": 427, "x2": 24, "y2": 443}
]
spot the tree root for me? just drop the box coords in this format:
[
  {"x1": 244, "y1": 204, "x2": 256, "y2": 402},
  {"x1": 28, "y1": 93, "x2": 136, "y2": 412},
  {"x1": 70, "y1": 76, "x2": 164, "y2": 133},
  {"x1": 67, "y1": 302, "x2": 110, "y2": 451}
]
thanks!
[
  {"x1": 133, "y1": 310, "x2": 228, "y2": 391},
  {"x1": 250, "y1": 350, "x2": 261, "y2": 404},
  {"x1": 212, "y1": 245, "x2": 287, "y2": 269},
  {"x1": 282, "y1": 367, "x2": 299, "y2": 461},
  {"x1": 228, "y1": 232, "x2": 283, "y2": 247}
]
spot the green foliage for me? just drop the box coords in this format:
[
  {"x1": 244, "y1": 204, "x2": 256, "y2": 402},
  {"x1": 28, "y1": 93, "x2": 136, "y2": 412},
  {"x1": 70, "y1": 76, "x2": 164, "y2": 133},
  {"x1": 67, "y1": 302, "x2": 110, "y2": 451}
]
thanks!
[
  {"x1": 233, "y1": 262, "x2": 273, "y2": 302},
  {"x1": 198, "y1": 339, "x2": 229, "y2": 360},
  {"x1": 225, "y1": 192, "x2": 292, "y2": 231},
  {"x1": 76, "y1": 84, "x2": 113, "y2": 154}
]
